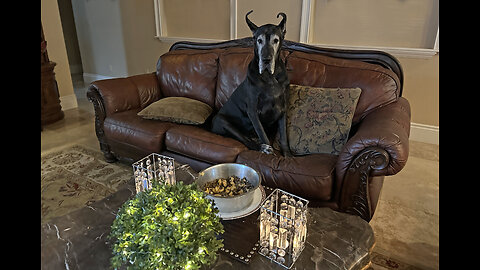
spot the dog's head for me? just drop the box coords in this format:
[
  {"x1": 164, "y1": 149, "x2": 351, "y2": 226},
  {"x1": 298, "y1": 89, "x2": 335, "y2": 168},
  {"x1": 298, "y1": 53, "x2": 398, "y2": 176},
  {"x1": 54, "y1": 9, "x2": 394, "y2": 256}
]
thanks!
[{"x1": 246, "y1": 10, "x2": 286, "y2": 75}]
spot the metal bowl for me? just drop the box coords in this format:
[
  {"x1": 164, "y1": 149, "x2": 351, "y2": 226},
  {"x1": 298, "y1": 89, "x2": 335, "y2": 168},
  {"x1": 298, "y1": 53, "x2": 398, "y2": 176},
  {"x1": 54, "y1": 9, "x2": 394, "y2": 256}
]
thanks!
[{"x1": 196, "y1": 163, "x2": 261, "y2": 213}]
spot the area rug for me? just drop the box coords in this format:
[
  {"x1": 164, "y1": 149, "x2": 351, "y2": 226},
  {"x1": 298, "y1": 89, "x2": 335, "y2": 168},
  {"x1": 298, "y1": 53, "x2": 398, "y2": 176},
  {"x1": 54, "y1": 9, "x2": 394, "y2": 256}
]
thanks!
[
  {"x1": 367, "y1": 251, "x2": 424, "y2": 270},
  {"x1": 41, "y1": 144, "x2": 132, "y2": 223}
]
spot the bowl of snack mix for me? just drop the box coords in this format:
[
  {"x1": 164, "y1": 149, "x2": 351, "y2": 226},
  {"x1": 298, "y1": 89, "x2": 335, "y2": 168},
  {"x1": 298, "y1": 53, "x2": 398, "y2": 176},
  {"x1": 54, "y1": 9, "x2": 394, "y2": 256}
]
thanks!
[{"x1": 196, "y1": 163, "x2": 261, "y2": 213}]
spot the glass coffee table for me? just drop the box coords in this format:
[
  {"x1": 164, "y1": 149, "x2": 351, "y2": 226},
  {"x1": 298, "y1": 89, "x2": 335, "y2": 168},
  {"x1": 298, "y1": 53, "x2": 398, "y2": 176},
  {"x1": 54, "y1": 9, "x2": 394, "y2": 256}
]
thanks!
[{"x1": 41, "y1": 165, "x2": 374, "y2": 270}]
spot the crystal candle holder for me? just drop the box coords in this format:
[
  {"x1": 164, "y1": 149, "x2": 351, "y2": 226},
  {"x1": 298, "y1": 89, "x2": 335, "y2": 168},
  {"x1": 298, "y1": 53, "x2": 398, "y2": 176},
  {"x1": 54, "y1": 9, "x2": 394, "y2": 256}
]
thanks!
[
  {"x1": 258, "y1": 188, "x2": 309, "y2": 269},
  {"x1": 132, "y1": 153, "x2": 176, "y2": 194}
]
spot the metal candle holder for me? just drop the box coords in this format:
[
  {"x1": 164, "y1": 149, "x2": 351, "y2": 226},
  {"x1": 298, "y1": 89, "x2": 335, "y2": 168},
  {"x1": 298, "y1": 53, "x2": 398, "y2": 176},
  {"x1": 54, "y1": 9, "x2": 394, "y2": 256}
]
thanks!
[
  {"x1": 132, "y1": 153, "x2": 176, "y2": 193},
  {"x1": 258, "y1": 188, "x2": 309, "y2": 269}
]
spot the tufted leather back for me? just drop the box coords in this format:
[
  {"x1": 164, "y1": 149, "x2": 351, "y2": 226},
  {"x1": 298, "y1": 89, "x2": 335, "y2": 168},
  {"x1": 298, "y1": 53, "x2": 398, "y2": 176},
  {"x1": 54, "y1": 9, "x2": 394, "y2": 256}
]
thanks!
[
  {"x1": 156, "y1": 45, "x2": 401, "y2": 124},
  {"x1": 156, "y1": 49, "x2": 221, "y2": 108}
]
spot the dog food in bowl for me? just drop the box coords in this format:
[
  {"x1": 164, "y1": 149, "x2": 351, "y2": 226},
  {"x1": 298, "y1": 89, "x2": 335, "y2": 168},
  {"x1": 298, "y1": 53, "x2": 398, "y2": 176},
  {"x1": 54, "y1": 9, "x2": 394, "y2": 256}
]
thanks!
[{"x1": 203, "y1": 176, "x2": 253, "y2": 197}]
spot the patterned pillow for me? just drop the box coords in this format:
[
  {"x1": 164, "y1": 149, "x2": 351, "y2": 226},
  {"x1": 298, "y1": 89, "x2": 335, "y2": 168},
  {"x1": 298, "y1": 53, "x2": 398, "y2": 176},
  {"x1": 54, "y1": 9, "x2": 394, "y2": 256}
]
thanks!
[{"x1": 287, "y1": 84, "x2": 362, "y2": 155}]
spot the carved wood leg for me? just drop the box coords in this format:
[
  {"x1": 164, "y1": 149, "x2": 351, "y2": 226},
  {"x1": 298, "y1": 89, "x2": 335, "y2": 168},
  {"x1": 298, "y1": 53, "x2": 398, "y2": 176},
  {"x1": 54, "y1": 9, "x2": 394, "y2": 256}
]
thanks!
[
  {"x1": 339, "y1": 147, "x2": 389, "y2": 222},
  {"x1": 100, "y1": 142, "x2": 117, "y2": 163},
  {"x1": 86, "y1": 87, "x2": 118, "y2": 163}
]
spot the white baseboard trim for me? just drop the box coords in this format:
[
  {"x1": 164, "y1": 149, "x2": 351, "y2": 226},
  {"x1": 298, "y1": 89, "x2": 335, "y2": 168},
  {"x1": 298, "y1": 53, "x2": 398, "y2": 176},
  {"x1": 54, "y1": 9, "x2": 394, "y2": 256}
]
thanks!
[
  {"x1": 60, "y1": 94, "x2": 78, "y2": 111},
  {"x1": 410, "y1": 122, "x2": 439, "y2": 145},
  {"x1": 83, "y1": 73, "x2": 115, "y2": 84}
]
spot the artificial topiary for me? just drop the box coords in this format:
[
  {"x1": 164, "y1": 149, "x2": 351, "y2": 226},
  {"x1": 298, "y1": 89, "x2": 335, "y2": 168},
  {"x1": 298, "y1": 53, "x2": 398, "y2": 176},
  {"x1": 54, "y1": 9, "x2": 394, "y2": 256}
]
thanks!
[{"x1": 108, "y1": 181, "x2": 224, "y2": 270}]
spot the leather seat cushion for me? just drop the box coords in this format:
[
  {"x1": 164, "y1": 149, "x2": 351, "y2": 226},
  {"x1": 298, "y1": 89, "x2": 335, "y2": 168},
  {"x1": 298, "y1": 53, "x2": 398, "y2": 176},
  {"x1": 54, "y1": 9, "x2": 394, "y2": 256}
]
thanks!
[
  {"x1": 165, "y1": 125, "x2": 248, "y2": 164},
  {"x1": 236, "y1": 151, "x2": 337, "y2": 201},
  {"x1": 104, "y1": 109, "x2": 175, "y2": 153}
]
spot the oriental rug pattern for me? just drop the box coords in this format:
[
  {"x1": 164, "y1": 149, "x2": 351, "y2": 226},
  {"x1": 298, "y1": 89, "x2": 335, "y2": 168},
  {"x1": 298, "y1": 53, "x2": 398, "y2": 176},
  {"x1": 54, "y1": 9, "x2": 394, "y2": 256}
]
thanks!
[{"x1": 41, "y1": 144, "x2": 131, "y2": 223}]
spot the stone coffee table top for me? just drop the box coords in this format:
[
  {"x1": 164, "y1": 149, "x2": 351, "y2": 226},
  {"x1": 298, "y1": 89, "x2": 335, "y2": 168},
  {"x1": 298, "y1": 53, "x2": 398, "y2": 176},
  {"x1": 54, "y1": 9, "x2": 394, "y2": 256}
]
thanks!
[{"x1": 41, "y1": 165, "x2": 374, "y2": 270}]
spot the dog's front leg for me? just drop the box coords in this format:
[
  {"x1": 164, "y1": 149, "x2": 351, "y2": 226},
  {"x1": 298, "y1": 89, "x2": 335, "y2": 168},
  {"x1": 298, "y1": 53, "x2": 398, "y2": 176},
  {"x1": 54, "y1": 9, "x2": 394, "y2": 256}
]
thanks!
[
  {"x1": 278, "y1": 113, "x2": 292, "y2": 157},
  {"x1": 246, "y1": 101, "x2": 273, "y2": 154}
]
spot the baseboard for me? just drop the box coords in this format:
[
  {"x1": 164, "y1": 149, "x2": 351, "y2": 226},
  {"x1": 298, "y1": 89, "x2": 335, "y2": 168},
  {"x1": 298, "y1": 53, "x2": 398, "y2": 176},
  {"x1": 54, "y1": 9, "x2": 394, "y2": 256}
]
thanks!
[
  {"x1": 60, "y1": 94, "x2": 78, "y2": 111},
  {"x1": 410, "y1": 122, "x2": 439, "y2": 145},
  {"x1": 83, "y1": 73, "x2": 115, "y2": 84}
]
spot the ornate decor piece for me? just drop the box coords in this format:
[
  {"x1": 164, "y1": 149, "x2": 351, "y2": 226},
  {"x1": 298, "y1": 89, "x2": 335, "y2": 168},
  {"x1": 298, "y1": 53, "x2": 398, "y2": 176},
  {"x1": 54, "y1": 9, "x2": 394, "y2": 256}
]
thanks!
[
  {"x1": 258, "y1": 188, "x2": 309, "y2": 269},
  {"x1": 340, "y1": 147, "x2": 389, "y2": 221},
  {"x1": 132, "y1": 153, "x2": 176, "y2": 193},
  {"x1": 41, "y1": 22, "x2": 64, "y2": 126}
]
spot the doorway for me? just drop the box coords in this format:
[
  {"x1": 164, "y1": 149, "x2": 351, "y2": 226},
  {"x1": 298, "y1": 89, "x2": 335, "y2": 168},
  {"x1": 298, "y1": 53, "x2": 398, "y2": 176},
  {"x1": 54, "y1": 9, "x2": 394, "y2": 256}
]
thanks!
[{"x1": 56, "y1": 0, "x2": 91, "y2": 112}]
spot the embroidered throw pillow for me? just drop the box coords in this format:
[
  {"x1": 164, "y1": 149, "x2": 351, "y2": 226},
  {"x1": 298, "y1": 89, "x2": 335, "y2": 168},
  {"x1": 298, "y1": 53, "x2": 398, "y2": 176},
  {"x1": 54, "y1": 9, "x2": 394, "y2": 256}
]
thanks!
[{"x1": 287, "y1": 84, "x2": 362, "y2": 155}]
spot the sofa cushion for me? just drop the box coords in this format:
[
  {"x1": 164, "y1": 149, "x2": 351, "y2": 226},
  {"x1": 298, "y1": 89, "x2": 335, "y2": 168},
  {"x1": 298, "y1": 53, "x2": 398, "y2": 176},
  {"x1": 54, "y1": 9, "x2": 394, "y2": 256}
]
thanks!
[
  {"x1": 236, "y1": 151, "x2": 337, "y2": 201},
  {"x1": 104, "y1": 109, "x2": 175, "y2": 154},
  {"x1": 285, "y1": 51, "x2": 400, "y2": 124},
  {"x1": 287, "y1": 84, "x2": 362, "y2": 155},
  {"x1": 156, "y1": 49, "x2": 220, "y2": 108},
  {"x1": 215, "y1": 47, "x2": 252, "y2": 111},
  {"x1": 137, "y1": 97, "x2": 213, "y2": 125},
  {"x1": 165, "y1": 125, "x2": 248, "y2": 164}
]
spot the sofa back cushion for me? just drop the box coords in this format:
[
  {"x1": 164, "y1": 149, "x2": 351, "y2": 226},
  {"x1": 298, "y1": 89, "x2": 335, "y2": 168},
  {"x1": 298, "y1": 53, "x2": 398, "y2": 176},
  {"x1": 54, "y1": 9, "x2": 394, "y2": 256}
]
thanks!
[
  {"x1": 286, "y1": 51, "x2": 400, "y2": 124},
  {"x1": 215, "y1": 47, "x2": 252, "y2": 111},
  {"x1": 157, "y1": 46, "x2": 401, "y2": 124},
  {"x1": 156, "y1": 49, "x2": 220, "y2": 108}
]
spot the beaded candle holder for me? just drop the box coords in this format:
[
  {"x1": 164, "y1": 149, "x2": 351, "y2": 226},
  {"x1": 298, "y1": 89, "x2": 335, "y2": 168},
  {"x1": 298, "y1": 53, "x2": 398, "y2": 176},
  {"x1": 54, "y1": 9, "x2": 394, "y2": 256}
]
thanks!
[
  {"x1": 132, "y1": 153, "x2": 176, "y2": 193},
  {"x1": 258, "y1": 188, "x2": 309, "y2": 269}
]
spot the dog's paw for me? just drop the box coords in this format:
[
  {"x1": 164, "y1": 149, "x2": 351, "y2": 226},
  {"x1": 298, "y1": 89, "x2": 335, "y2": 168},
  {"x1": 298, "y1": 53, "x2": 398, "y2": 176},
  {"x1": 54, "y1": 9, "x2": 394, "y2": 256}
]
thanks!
[{"x1": 260, "y1": 144, "x2": 274, "y2": 155}]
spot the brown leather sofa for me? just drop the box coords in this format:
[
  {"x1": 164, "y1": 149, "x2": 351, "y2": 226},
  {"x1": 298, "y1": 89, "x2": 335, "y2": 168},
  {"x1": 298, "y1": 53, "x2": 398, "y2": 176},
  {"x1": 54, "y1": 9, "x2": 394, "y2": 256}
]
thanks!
[{"x1": 87, "y1": 38, "x2": 410, "y2": 221}]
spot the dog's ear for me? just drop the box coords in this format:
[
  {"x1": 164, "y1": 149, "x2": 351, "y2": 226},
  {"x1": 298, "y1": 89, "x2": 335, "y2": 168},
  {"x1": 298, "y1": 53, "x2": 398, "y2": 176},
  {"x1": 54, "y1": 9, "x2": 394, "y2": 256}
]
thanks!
[
  {"x1": 277, "y1": 12, "x2": 287, "y2": 37},
  {"x1": 246, "y1": 10, "x2": 258, "y2": 34}
]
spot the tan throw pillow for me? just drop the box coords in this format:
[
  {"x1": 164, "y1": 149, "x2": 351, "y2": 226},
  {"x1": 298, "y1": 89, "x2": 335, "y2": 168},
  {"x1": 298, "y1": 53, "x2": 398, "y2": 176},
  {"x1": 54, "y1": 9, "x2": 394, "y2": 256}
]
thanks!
[
  {"x1": 287, "y1": 84, "x2": 362, "y2": 155},
  {"x1": 138, "y1": 97, "x2": 213, "y2": 125}
]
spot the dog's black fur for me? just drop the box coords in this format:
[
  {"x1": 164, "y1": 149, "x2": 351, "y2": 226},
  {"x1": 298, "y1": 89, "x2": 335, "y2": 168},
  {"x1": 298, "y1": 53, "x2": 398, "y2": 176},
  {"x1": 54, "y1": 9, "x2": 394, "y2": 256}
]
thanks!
[{"x1": 211, "y1": 10, "x2": 292, "y2": 157}]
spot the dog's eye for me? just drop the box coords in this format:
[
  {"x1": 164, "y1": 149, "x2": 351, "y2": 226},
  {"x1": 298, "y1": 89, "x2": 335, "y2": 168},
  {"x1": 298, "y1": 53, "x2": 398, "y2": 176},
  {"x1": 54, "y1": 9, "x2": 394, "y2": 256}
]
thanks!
[
  {"x1": 257, "y1": 38, "x2": 263, "y2": 44},
  {"x1": 273, "y1": 38, "x2": 279, "y2": 44}
]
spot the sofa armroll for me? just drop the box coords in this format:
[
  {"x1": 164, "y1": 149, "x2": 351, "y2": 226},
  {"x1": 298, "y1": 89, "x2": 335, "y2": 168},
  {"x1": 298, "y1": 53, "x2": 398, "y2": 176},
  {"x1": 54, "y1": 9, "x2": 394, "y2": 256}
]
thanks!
[
  {"x1": 86, "y1": 72, "x2": 161, "y2": 162},
  {"x1": 88, "y1": 72, "x2": 161, "y2": 117},
  {"x1": 336, "y1": 97, "x2": 411, "y2": 182},
  {"x1": 335, "y1": 97, "x2": 411, "y2": 221}
]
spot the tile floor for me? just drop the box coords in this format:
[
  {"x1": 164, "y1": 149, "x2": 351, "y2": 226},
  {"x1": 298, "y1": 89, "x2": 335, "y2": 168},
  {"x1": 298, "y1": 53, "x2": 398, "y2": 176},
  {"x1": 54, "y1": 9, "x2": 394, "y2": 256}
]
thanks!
[
  {"x1": 370, "y1": 140, "x2": 439, "y2": 270},
  {"x1": 41, "y1": 75, "x2": 439, "y2": 269}
]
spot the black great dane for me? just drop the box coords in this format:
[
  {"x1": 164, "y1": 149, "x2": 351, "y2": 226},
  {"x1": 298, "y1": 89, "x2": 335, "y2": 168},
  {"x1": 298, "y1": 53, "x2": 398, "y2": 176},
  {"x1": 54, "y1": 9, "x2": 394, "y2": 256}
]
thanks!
[{"x1": 211, "y1": 10, "x2": 292, "y2": 157}]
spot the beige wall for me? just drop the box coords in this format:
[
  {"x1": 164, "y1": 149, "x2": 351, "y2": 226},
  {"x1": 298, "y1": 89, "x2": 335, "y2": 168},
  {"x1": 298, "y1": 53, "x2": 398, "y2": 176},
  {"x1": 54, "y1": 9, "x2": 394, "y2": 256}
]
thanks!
[
  {"x1": 311, "y1": 0, "x2": 438, "y2": 49},
  {"x1": 399, "y1": 55, "x2": 439, "y2": 126},
  {"x1": 41, "y1": 0, "x2": 76, "y2": 109},
  {"x1": 162, "y1": 0, "x2": 230, "y2": 40},
  {"x1": 236, "y1": 0, "x2": 303, "y2": 41},
  {"x1": 119, "y1": 1, "x2": 172, "y2": 75},
  {"x1": 71, "y1": 0, "x2": 129, "y2": 77},
  {"x1": 71, "y1": 0, "x2": 170, "y2": 77}
]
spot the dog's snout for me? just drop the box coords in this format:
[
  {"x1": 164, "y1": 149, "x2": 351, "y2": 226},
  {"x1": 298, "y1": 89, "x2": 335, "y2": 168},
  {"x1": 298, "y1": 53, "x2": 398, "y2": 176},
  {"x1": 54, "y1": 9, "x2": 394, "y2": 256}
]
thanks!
[{"x1": 262, "y1": 57, "x2": 272, "y2": 64}]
